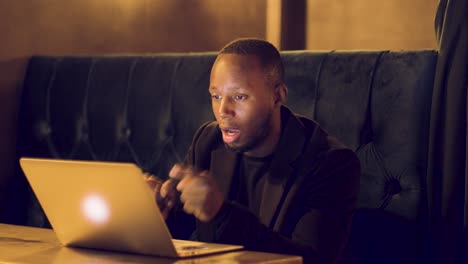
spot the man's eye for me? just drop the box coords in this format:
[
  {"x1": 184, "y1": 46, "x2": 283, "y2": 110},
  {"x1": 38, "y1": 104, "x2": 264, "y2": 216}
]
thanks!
[
  {"x1": 234, "y1": 95, "x2": 247, "y2": 101},
  {"x1": 211, "y1": 95, "x2": 221, "y2": 100}
]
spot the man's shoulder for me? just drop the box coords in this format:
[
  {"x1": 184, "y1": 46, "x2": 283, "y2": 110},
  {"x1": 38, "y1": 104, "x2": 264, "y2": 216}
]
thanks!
[
  {"x1": 193, "y1": 120, "x2": 221, "y2": 140},
  {"x1": 184, "y1": 120, "x2": 223, "y2": 167},
  {"x1": 190, "y1": 120, "x2": 223, "y2": 152},
  {"x1": 293, "y1": 113, "x2": 356, "y2": 160},
  {"x1": 292, "y1": 113, "x2": 361, "y2": 184}
]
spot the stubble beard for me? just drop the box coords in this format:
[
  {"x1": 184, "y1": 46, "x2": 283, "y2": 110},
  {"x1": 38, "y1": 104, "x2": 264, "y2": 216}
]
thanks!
[{"x1": 224, "y1": 111, "x2": 273, "y2": 154}]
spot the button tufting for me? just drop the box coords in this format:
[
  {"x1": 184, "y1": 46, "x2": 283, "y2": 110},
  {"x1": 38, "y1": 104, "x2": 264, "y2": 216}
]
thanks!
[
  {"x1": 122, "y1": 127, "x2": 131, "y2": 140},
  {"x1": 35, "y1": 122, "x2": 51, "y2": 140},
  {"x1": 39, "y1": 122, "x2": 51, "y2": 135},
  {"x1": 385, "y1": 179, "x2": 402, "y2": 195}
]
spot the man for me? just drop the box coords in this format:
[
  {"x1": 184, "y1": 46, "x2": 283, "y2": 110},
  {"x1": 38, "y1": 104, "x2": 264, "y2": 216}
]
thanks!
[{"x1": 147, "y1": 38, "x2": 360, "y2": 264}]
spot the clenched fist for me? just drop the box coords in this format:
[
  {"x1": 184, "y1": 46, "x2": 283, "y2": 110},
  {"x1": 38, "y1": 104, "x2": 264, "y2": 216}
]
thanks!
[
  {"x1": 144, "y1": 173, "x2": 174, "y2": 220},
  {"x1": 168, "y1": 164, "x2": 224, "y2": 222}
]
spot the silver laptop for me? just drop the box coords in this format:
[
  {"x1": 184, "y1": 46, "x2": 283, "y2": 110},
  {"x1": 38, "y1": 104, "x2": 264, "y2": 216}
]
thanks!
[{"x1": 19, "y1": 157, "x2": 243, "y2": 258}]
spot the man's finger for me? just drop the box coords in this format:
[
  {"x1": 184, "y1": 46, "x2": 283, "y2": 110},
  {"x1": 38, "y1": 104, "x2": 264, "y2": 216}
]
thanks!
[
  {"x1": 160, "y1": 180, "x2": 171, "y2": 197},
  {"x1": 169, "y1": 164, "x2": 186, "y2": 179},
  {"x1": 162, "y1": 177, "x2": 181, "y2": 194},
  {"x1": 169, "y1": 163, "x2": 198, "y2": 182},
  {"x1": 144, "y1": 174, "x2": 163, "y2": 191}
]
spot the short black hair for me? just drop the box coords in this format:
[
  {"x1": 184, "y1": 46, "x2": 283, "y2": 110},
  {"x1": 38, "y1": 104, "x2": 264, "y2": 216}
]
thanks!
[{"x1": 219, "y1": 38, "x2": 284, "y2": 87}]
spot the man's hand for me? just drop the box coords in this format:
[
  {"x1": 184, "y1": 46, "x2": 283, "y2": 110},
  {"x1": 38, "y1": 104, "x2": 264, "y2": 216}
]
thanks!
[
  {"x1": 168, "y1": 164, "x2": 224, "y2": 222},
  {"x1": 144, "y1": 174, "x2": 174, "y2": 220}
]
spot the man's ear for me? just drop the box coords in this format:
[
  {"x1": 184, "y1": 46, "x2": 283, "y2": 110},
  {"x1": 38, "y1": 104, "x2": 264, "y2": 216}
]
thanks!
[{"x1": 274, "y1": 83, "x2": 288, "y2": 106}]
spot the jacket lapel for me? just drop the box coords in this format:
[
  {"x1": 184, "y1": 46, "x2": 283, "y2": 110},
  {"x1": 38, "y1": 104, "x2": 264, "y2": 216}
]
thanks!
[
  {"x1": 272, "y1": 124, "x2": 329, "y2": 230},
  {"x1": 258, "y1": 107, "x2": 308, "y2": 228}
]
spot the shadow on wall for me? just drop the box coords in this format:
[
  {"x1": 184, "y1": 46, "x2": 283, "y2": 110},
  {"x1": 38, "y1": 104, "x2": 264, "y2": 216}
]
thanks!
[{"x1": 0, "y1": 57, "x2": 29, "y2": 217}]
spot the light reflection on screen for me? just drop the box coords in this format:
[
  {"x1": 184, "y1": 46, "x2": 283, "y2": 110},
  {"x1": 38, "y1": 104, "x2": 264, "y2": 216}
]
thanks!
[{"x1": 81, "y1": 194, "x2": 110, "y2": 225}]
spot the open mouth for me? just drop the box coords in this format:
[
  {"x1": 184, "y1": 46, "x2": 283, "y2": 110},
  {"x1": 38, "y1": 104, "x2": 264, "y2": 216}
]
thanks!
[{"x1": 221, "y1": 127, "x2": 240, "y2": 144}]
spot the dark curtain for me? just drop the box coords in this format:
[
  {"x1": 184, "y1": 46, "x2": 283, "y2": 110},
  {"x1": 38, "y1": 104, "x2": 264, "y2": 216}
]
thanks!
[{"x1": 427, "y1": 0, "x2": 468, "y2": 263}]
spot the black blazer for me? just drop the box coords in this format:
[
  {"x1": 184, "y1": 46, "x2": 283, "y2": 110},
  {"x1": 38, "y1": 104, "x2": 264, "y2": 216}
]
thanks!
[{"x1": 172, "y1": 106, "x2": 360, "y2": 264}]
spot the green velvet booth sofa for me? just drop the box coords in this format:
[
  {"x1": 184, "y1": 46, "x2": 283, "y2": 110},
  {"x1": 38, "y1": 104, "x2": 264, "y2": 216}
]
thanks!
[{"x1": 3, "y1": 50, "x2": 437, "y2": 263}]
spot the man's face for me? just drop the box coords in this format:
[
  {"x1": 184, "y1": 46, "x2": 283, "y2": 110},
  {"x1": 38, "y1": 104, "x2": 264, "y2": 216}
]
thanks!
[{"x1": 209, "y1": 54, "x2": 279, "y2": 156}]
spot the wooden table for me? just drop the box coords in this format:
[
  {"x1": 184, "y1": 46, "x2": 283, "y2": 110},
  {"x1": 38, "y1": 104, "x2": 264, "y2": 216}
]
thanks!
[{"x1": 0, "y1": 223, "x2": 302, "y2": 263}]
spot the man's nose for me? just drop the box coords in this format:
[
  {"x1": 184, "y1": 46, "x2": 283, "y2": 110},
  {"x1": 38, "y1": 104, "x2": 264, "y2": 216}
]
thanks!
[{"x1": 218, "y1": 98, "x2": 234, "y2": 118}]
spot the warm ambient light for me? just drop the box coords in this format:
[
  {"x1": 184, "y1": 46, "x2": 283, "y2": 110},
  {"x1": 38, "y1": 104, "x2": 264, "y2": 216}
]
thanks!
[{"x1": 81, "y1": 194, "x2": 110, "y2": 225}]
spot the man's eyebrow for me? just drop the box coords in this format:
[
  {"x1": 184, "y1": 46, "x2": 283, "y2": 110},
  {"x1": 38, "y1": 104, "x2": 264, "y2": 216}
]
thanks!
[{"x1": 209, "y1": 86, "x2": 242, "y2": 91}]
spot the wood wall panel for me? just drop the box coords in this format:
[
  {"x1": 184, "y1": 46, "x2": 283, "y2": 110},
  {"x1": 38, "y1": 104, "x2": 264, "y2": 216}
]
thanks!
[
  {"x1": 0, "y1": 0, "x2": 266, "y2": 218},
  {"x1": 306, "y1": 0, "x2": 439, "y2": 50}
]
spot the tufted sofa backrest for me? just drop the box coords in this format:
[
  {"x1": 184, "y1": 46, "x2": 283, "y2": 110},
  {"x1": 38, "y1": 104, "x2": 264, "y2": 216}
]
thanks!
[{"x1": 13, "y1": 51, "x2": 437, "y2": 263}]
